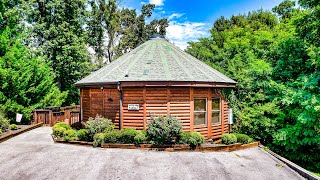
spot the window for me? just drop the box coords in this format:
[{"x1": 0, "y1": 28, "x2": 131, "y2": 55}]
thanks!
[
  {"x1": 194, "y1": 98, "x2": 207, "y2": 125},
  {"x1": 212, "y1": 98, "x2": 221, "y2": 124}
]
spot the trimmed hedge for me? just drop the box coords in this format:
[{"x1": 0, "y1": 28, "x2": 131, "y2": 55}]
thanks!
[
  {"x1": 63, "y1": 129, "x2": 77, "y2": 142},
  {"x1": 77, "y1": 129, "x2": 89, "y2": 141},
  {"x1": 179, "y1": 132, "x2": 204, "y2": 147},
  {"x1": 10, "y1": 124, "x2": 18, "y2": 130},
  {"x1": 134, "y1": 130, "x2": 147, "y2": 144},
  {"x1": 222, "y1": 133, "x2": 237, "y2": 145},
  {"x1": 234, "y1": 133, "x2": 254, "y2": 144}
]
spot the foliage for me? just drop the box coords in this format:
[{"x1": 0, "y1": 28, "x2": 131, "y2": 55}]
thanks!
[
  {"x1": 63, "y1": 129, "x2": 77, "y2": 142},
  {"x1": 0, "y1": 118, "x2": 10, "y2": 132},
  {"x1": 84, "y1": 115, "x2": 115, "y2": 141},
  {"x1": 52, "y1": 126, "x2": 66, "y2": 138},
  {"x1": 117, "y1": 128, "x2": 138, "y2": 144},
  {"x1": 233, "y1": 133, "x2": 254, "y2": 144},
  {"x1": 134, "y1": 130, "x2": 147, "y2": 145},
  {"x1": 104, "y1": 131, "x2": 119, "y2": 143},
  {"x1": 27, "y1": 0, "x2": 93, "y2": 105},
  {"x1": 186, "y1": 10, "x2": 287, "y2": 144},
  {"x1": 179, "y1": 132, "x2": 204, "y2": 147},
  {"x1": 77, "y1": 129, "x2": 89, "y2": 141},
  {"x1": 146, "y1": 115, "x2": 182, "y2": 145},
  {"x1": 221, "y1": 133, "x2": 237, "y2": 145},
  {"x1": 0, "y1": 0, "x2": 67, "y2": 122},
  {"x1": 54, "y1": 122, "x2": 71, "y2": 130},
  {"x1": 9, "y1": 124, "x2": 18, "y2": 130},
  {"x1": 0, "y1": 129, "x2": 2, "y2": 135},
  {"x1": 93, "y1": 133, "x2": 105, "y2": 147}
]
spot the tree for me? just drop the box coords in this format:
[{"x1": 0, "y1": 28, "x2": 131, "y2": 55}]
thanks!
[
  {"x1": 28, "y1": 0, "x2": 93, "y2": 105},
  {"x1": 0, "y1": 0, "x2": 67, "y2": 122},
  {"x1": 272, "y1": 0, "x2": 296, "y2": 20},
  {"x1": 114, "y1": 4, "x2": 168, "y2": 58}
]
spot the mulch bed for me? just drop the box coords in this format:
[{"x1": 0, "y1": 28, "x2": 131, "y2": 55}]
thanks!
[
  {"x1": 0, "y1": 123, "x2": 43, "y2": 143},
  {"x1": 52, "y1": 137, "x2": 259, "y2": 152}
]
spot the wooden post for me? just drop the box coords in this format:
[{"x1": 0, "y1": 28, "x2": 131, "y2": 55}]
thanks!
[
  {"x1": 190, "y1": 87, "x2": 194, "y2": 132},
  {"x1": 207, "y1": 88, "x2": 212, "y2": 138},
  {"x1": 167, "y1": 88, "x2": 170, "y2": 115},
  {"x1": 221, "y1": 96, "x2": 225, "y2": 134},
  {"x1": 143, "y1": 87, "x2": 146, "y2": 129}
]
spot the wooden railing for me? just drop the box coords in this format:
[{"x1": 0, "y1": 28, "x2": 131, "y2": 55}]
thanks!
[{"x1": 33, "y1": 105, "x2": 81, "y2": 128}]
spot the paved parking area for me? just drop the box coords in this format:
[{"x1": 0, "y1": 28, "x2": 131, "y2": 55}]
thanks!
[{"x1": 0, "y1": 127, "x2": 303, "y2": 180}]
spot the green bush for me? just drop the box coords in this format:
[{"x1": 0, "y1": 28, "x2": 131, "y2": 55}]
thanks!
[
  {"x1": 147, "y1": 115, "x2": 182, "y2": 145},
  {"x1": 134, "y1": 130, "x2": 147, "y2": 144},
  {"x1": 221, "y1": 133, "x2": 237, "y2": 145},
  {"x1": 117, "y1": 128, "x2": 138, "y2": 144},
  {"x1": 77, "y1": 129, "x2": 89, "y2": 141},
  {"x1": 84, "y1": 115, "x2": 115, "y2": 141},
  {"x1": 93, "y1": 133, "x2": 105, "y2": 147},
  {"x1": 54, "y1": 122, "x2": 71, "y2": 130},
  {"x1": 104, "y1": 131, "x2": 119, "y2": 143},
  {"x1": 0, "y1": 118, "x2": 10, "y2": 132},
  {"x1": 234, "y1": 133, "x2": 254, "y2": 144},
  {"x1": 179, "y1": 132, "x2": 204, "y2": 147},
  {"x1": 63, "y1": 129, "x2": 77, "y2": 142},
  {"x1": 0, "y1": 129, "x2": 2, "y2": 135},
  {"x1": 52, "y1": 126, "x2": 66, "y2": 138},
  {"x1": 10, "y1": 124, "x2": 18, "y2": 130}
]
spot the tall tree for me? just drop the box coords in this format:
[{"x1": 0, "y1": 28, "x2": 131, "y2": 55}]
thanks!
[
  {"x1": 28, "y1": 0, "x2": 93, "y2": 105},
  {"x1": 0, "y1": 0, "x2": 67, "y2": 122}
]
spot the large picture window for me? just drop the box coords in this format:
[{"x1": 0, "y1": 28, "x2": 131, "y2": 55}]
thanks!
[
  {"x1": 194, "y1": 98, "x2": 207, "y2": 125},
  {"x1": 212, "y1": 98, "x2": 221, "y2": 124}
]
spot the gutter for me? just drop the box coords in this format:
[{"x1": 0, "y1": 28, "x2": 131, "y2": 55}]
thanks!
[
  {"x1": 117, "y1": 82, "x2": 123, "y2": 130},
  {"x1": 259, "y1": 145, "x2": 319, "y2": 180}
]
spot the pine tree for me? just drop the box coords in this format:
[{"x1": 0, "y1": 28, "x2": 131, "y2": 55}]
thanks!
[{"x1": 0, "y1": 0, "x2": 67, "y2": 122}]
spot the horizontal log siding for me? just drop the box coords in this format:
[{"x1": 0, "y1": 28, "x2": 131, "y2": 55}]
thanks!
[
  {"x1": 81, "y1": 87, "x2": 120, "y2": 129},
  {"x1": 80, "y1": 86, "x2": 230, "y2": 138}
]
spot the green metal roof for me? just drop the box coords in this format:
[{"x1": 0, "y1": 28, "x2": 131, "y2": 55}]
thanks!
[{"x1": 76, "y1": 39, "x2": 236, "y2": 86}]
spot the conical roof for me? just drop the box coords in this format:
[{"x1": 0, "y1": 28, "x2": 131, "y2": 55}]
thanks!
[{"x1": 76, "y1": 38, "x2": 236, "y2": 86}]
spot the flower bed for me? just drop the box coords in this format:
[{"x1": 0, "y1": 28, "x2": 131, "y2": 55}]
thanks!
[
  {"x1": 0, "y1": 123, "x2": 43, "y2": 143},
  {"x1": 51, "y1": 115, "x2": 259, "y2": 152}
]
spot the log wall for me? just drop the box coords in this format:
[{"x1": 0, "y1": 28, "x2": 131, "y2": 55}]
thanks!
[{"x1": 80, "y1": 86, "x2": 230, "y2": 139}]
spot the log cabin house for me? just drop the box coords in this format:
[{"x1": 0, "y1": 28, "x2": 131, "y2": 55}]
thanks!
[{"x1": 76, "y1": 34, "x2": 236, "y2": 139}]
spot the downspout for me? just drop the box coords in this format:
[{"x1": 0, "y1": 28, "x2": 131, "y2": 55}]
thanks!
[{"x1": 117, "y1": 82, "x2": 123, "y2": 130}]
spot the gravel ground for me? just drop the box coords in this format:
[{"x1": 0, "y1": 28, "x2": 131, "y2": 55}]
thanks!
[{"x1": 0, "y1": 127, "x2": 304, "y2": 180}]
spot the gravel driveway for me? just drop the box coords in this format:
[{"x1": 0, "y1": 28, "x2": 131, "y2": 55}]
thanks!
[{"x1": 0, "y1": 127, "x2": 304, "y2": 180}]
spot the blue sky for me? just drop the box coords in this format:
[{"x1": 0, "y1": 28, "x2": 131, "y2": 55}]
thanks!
[{"x1": 120, "y1": 0, "x2": 283, "y2": 49}]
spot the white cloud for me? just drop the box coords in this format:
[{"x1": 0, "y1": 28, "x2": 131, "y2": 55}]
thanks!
[
  {"x1": 149, "y1": 0, "x2": 165, "y2": 6},
  {"x1": 168, "y1": 13, "x2": 184, "y2": 21},
  {"x1": 166, "y1": 21, "x2": 209, "y2": 50}
]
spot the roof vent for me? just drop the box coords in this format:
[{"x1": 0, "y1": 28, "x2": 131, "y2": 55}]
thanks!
[{"x1": 149, "y1": 34, "x2": 166, "y2": 40}]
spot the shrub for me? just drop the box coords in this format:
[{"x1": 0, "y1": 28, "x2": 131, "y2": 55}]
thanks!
[
  {"x1": 54, "y1": 122, "x2": 71, "y2": 130},
  {"x1": 93, "y1": 133, "x2": 105, "y2": 147},
  {"x1": 63, "y1": 129, "x2": 77, "y2": 142},
  {"x1": 0, "y1": 129, "x2": 2, "y2": 135},
  {"x1": 10, "y1": 124, "x2": 18, "y2": 130},
  {"x1": 179, "y1": 132, "x2": 204, "y2": 147},
  {"x1": 52, "y1": 126, "x2": 66, "y2": 138},
  {"x1": 221, "y1": 133, "x2": 237, "y2": 145},
  {"x1": 134, "y1": 130, "x2": 147, "y2": 144},
  {"x1": 147, "y1": 115, "x2": 182, "y2": 145},
  {"x1": 84, "y1": 115, "x2": 115, "y2": 141},
  {"x1": 77, "y1": 129, "x2": 89, "y2": 141},
  {"x1": 118, "y1": 128, "x2": 138, "y2": 144},
  {"x1": 234, "y1": 133, "x2": 254, "y2": 144},
  {"x1": 0, "y1": 118, "x2": 10, "y2": 132},
  {"x1": 104, "y1": 131, "x2": 119, "y2": 143}
]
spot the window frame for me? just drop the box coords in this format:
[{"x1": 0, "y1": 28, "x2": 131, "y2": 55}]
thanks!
[
  {"x1": 193, "y1": 98, "x2": 208, "y2": 126},
  {"x1": 211, "y1": 97, "x2": 221, "y2": 125}
]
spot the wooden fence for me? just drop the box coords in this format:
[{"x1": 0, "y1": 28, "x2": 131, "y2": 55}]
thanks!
[{"x1": 33, "y1": 105, "x2": 81, "y2": 128}]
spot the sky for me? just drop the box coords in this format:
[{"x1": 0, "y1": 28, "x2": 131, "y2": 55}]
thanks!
[{"x1": 120, "y1": 0, "x2": 283, "y2": 49}]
